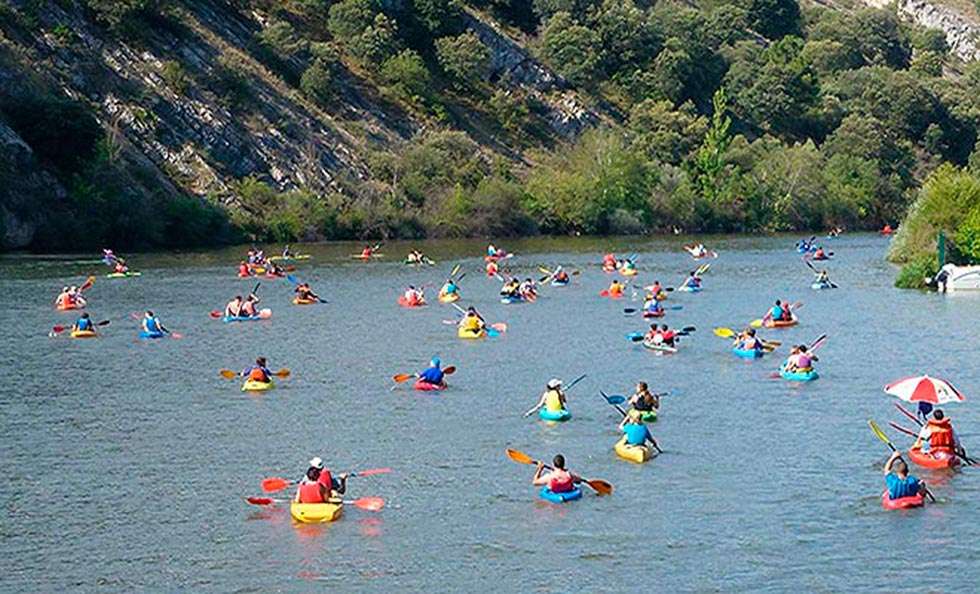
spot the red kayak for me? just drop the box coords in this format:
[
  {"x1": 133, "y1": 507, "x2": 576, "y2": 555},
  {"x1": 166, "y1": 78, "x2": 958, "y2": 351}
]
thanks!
[
  {"x1": 414, "y1": 379, "x2": 446, "y2": 391},
  {"x1": 397, "y1": 296, "x2": 426, "y2": 308},
  {"x1": 881, "y1": 490, "x2": 924, "y2": 510},
  {"x1": 642, "y1": 309, "x2": 665, "y2": 318},
  {"x1": 908, "y1": 446, "x2": 959, "y2": 469}
]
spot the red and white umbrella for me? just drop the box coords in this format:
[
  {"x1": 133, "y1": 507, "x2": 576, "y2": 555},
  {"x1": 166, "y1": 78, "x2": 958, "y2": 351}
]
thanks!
[{"x1": 884, "y1": 375, "x2": 967, "y2": 405}]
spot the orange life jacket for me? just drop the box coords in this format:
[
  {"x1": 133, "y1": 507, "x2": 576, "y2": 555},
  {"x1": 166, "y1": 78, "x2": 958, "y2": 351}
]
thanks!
[
  {"x1": 928, "y1": 418, "x2": 954, "y2": 451},
  {"x1": 249, "y1": 368, "x2": 269, "y2": 382},
  {"x1": 297, "y1": 479, "x2": 324, "y2": 503}
]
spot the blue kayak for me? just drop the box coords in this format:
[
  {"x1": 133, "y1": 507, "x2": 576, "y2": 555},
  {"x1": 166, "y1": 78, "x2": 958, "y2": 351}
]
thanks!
[
  {"x1": 811, "y1": 282, "x2": 833, "y2": 290},
  {"x1": 732, "y1": 347, "x2": 763, "y2": 359},
  {"x1": 551, "y1": 280, "x2": 569, "y2": 287},
  {"x1": 500, "y1": 295, "x2": 523, "y2": 304},
  {"x1": 223, "y1": 315, "x2": 263, "y2": 323},
  {"x1": 539, "y1": 408, "x2": 571, "y2": 422},
  {"x1": 539, "y1": 486, "x2": 582, "y2": 503},
  {"x1": 139, "y1": 331, "x2": 164, "y2": 339},
  {"x1": 779, "y1": 366, "x2": 819, "y2": 382},
  {"x1": 677, "y1": 285, "x2": 702, "y2": 293}
]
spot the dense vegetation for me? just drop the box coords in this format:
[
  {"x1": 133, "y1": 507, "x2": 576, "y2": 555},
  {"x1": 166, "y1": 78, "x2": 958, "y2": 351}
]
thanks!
[{"x1": 5, "y1": 0, "x2": 980, "y2": 250}]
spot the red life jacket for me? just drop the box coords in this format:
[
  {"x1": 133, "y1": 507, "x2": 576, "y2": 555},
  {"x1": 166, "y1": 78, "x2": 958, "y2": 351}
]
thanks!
[
  {"x1": 928, "y1": 418, "x2": 954, "y2": 451},
  {"x1": 249, "y1": 368, "x2": 269, "y2": 382},
  {"x1": 549, "y1": 469, "x2": 574, "y2": 493},
  {"x1": 297, "y1": 479, "x2": 324, "y2": 503},
  {"x1": 317, "y1": 468, "x2": 334, "y2": 491}
]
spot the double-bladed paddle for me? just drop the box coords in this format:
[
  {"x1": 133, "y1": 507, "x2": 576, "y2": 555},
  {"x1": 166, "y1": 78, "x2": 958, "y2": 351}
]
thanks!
[
  {"x1": 868, "y1": 420, "x2": 936, "y2": 502},
  {"x1": 505, "y1": 448, "x2": 612, "y2": 496},
  {"x1": 260, "y1": 467, "x2": 392, "y2": 493},
  {"x1": 220, "y1": 368, "x2": 291, "y2": 379},
  {"x1": 246, "y1": 496, "x2": 385, "y2": 511}
]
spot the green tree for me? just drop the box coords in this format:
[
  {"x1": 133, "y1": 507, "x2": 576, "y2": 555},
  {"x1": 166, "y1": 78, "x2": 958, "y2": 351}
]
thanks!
[
  {"x1": 413, "y1": 0, "x2": 463, "y2": 35},
  {"x1": 539, "y1": 12, "x2": 601, "y2": 86},
  {"x1": 689, "y1": 88, "x2": 735, "y2": 205},
  {"x1": 348, "y1": 14, "x2": 400, "y2": 67},
  {"x1": 489, "y1": 89, "x2": 530, "y2": 133},
  {"x1": 381, "y1": 49, "x2": 432, "y2": 101},
  {"x1": 809, "y1": 8, "x2": 910, "y2": 69},
  {"x1": 300, "y1": 58, "x2": 335, "y2": 103},
  {"x1": 328, "y1": 0, "x2": 377, "y2": 41},
  {"x1": 590, "y1": 0, "x2": 660, "y2": 77},
  {"x1": 627, "y1": 99, "x2": 707, "y2": 165},
  {"x1": 85, "y1": 0, "x2": 162, "y2": 30},
  {"x1": 435, "y1": 31, "x2": 492, "y2": 87},
  {"x1": 257, "y1": 20, "x2": 307, "y2": 61},
  {"x1": 740, "y1": 0, "x2": 800, "y2": 39}
]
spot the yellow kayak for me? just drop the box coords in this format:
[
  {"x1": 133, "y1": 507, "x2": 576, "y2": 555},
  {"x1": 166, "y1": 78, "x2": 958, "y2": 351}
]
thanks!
[
  {"x1": 242, "y1": 379, "x2": 274, "y2": 392},
  {"x1": 70, "y1": 330, "x2": 97, "y2": 338},
  {"x1": 621, "y1": 268, "x2": 638, "y2": 277},
  {"x1": 614, "y1": 436, "x2": 652, "y2": 464},
  {"x1": 290, "y1": 501, "x2": 343, "y2": 523},
  {"x1": 457, "y1": 327, "x2": 486, "y2": 339},
  {"x1": 439, "y1": 293, "x2": 460, "y2": 303}
]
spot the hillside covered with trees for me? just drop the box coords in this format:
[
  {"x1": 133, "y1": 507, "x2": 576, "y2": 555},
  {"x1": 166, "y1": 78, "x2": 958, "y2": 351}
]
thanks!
[{"x1": 3, "y1": 0, "x2": 980, "y2": 251}]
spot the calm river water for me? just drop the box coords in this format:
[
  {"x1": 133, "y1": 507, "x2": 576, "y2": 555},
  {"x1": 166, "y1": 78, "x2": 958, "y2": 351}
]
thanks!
[{"x1": 2, "y1": 234, "x2": 978, "y2": 592}]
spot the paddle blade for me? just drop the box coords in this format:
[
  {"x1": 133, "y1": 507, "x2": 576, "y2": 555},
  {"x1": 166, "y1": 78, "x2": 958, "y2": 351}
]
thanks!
[
  {"x1": 750, "y1": 319, "x2": 763, "y2": 328},
  {"x1": 352, "y1": 497, "x2": 385, "y2": 511},
  {"x1": 888, "y1": 421, "x2": 918, "y2": 438},
  {"x1": 286, "y1": 274, "x2": 299, "y2": 285},
  {"x1": 443, "y1": 366, "x2": 456, "y2": 375},
  {"x1": 393, "y1": 373, "x2": 415, "y2": 383},
  {"x1": 353, "y1": 467, "x2": 392, "y2": 478},
  {"x1": 246, "y1": 497, "x2": 276, "y2": 506},
  {"x1": 605, "y1": 395, "x2": 626, "y2": 405},
  {"x1": 713, "y1": 327, "x2": 735, "y2": 338},
  {"x1": 209, "y1": 310, "x2": 222, "y2": 319},
  {"x1": 490, "y1": 323, "x2": 507, "y2": 332},
  {"x1": 51, "y1": 325, "x2": 66, "y2": 334},
  {"x1": 868, "y1": 420, "x2": 892, "y2": 447},
  {"x1": 261, "y1": 477, "x2": 290, "y2": 493},
  {"x1": 80, "y1": 275, "x2": 95, "y2": 292},
  {"x1": 219, "y1": 369, "x2": 237, "y2": 379},
  {"x1": 585, "y1": 479, "x2": 613, "y2": 496},
  {"x1": 506, "y1": 448, "x2": 534, "y2": 465},
  {"x1": 273, "y1": 368, "x2": 291, "y2": 378}
]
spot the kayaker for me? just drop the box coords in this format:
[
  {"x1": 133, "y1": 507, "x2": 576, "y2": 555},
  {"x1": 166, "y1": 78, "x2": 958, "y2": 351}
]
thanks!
[
  {"x1": 881, "y1": 224, "x2": 893, "y2": 235},
  {"x1": 646, "y1": 324, "x2": 675, "y2": 347},
  {"x1": 785, "y1": 345, "x2": 816, "y2": 372},
  {"x1": 883, "y1": 451, "x2": 926, "y2": 501},
  {"x1": 102, "y1": 248, "x2": 116, "y2": 266},
  {"x1": 417, "y1": 357, "x2": 446, "y2": 388},
  {"x1": 240, "y1": 357, "x2": 271, "y2": 383},
  {"x1": 67, "y1": 285, "x2": 87, "y2": 308},
  {"x1": 766, "y1": 299, "x2": 789, "y2": 322},
  {"x1": 553, "y1": 268, "x2": 569, "y2": 284},
  {"x1": 518, "y1": 278, "x2": 537, "y2": 300},
  {"x1": 620, "y1": 259, "x2": 637, "y2": 274},
  {"x1": 607, "y1": 280, "x2": 625, "y2": 298},
  {"x1": 403, "y1": 285, "x2": 425, "y2": 306},
  {"x1": 265, "y1": 262, "x2": 284, "y2": 278},
  {"x1": 486, "y1": 260, "x2": 499, "y2": 277},
  {"x1": 618, "y1": 410, "x2": 661, "y2": 449},
  {"x1": 282, "y1": 244, "x2": 293, "y2": 258},
  {"x1": 644, "y1": 280, "x2": 664, "y2": 297},
  {"x1": 532, "y1": 454, "x2": 578, "y2": 493},
  {"x1": 224, "y1": 295, "x2": 244, "y2": 318},
  {"x1": 295, "y1": 457, "x2": 348, "y2": 503},
  {"x1": 246, "y1": 249, "x2": 257, "y2": 265},
  {"x1": 602, "y1": 253, "x2": 617, "y2": 271},
  {"x1": 682, "y1": 271, "x2": 701, "y2": 289},
  {"x1": 500, "y1": 278, "x2": 520, "y2": 298},
  {"x1": 72, "y1": 313, "x2": 95, "y2": 334},
  {"x1": 685, "y1": 244, "x2": 707, "y2": 258},
  {"x1": 627, "y1": 381, "x2": 660, "y2": 413},
  {"x1": 914, "y1": 409, "x2": 960, "y2": 456},
  {"x1": 526, "y1": 379, "x2": 567, "y2": 417},
  {"x1": 458, "y1": 307, "x2": 485, "y2": 334},
  {"x1": 55, "y1": 286, "x2": 71, "y2": 309},
  {"x1": 295, "y1": 283, "x2": 320, "y2": 302},
  {"x1": 813, "y1": 246, "x2": 827, "y2": 260},
  {"x1": 240, "y1": 293, "x2": 261, "y2": 317},
  {"x1": 237, "y1": 262, "x2": 251, "y2": 277},
  {"x1": 642, "y1": 294, "x2": 663, "y2": 316},
  {"x1": 406, "y1": 250, "x2": 424, "y2": 264},
  {"x1": 141, "y1": 311, "x2": 166, "y2": 336},
  {"x1": 361, "y1": 245, "x2": 374, "y2": 258},
  {"x1": 735, "y1": 328, "x2": 762, "y2": 352},
  {"x1": 487, "y1": 244, "x2": 498, "y2": 257},
  {"x1": 112, "y1": 258, "x2": 129, "y2": 274},
  {"x1": 814, "y1": 269, "x2": 831, "y2": 286},
  {"x1": 439, "y1": 278, "x2": 459, "y2": 299}
]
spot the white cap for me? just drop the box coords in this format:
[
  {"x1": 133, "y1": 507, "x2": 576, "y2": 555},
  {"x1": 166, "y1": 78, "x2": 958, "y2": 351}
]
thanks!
[
  {"x1": 308, "y1": 457, "x2": 323, "y2": 469},
  {"x1": 547, "y1": 378, "x2": 562, "y2": 389}
]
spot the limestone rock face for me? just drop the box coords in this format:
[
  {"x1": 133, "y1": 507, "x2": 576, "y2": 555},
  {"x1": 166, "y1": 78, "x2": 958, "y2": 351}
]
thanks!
[{"x1": 0, "y1": 119, "x2": 67, "y2": 249}]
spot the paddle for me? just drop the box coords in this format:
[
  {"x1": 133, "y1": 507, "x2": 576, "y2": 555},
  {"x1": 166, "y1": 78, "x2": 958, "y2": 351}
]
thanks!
[
  {"x1": 261, "y1": 467, "x2": 392, "y2": 493},
  {"x1": 623, "y1": 305, "x2": 683, "y2": 315},
  {"x1": 522, "y1": 374, "x2": 586, "y2": 417},
  {"x1": 286, "y1": 274, "x2": 328, "y2": 303},
  {"x1": 889, "y1": 421, "x2": 919, "y2": 438},
  {"x1": 601, "y1": 389, "x2": 664, "y2": 454},
  {"x1": 220, "y1": 368, "x2": 291, "y2": 379},
  {"x1": 246, "y1": 496, "x2": 385, "y2": 511},
  {"x1": 894, "y1": 404, "x2": 976, "y2": 465},
  {"x1": 505, "y1": 448, "x2": 612, "y2": 496},
  {"x1": 79, "y1": 275, "x2": 96, "y2": 293},
  {"x1": 450, "y1": 264, "x2": 461, "y2": 278},
  {"x1": 50, "y1": 319, "x2": 110, "y2": 336},
  {"x1": 391, "y1": 366, "x2": 456, "y2": 384},
  {"x1": 868, "y1": 420, "x2": 936, "y2": 502}
]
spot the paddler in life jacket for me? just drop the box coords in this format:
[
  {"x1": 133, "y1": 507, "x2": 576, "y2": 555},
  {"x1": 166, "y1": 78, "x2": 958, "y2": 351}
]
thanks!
[
  {"x1": 735, "y1": 328, "x2": 762, "y2": 353},
  {"x1": 620, "y1": 259, "x2": 637, "y2": 274},
  {"x1": 627, "y1": 381, "x2": 660, "y2": 415},
  {"x1": 767, "y1": 299, "x2": 791, "y2": 322},
  {"x1": 55, "y1": 286, "x2": 71, "y2": 309},
  {"x1": 526, "y1": 378, "x2": 567, "y2": 417},
  {"x1": 141, "y1": 311, "x2": 166, "y2": 336},
  {"x1": 458, "y1": 306, "x2": 485, "y2": 335},
  {"x1": 294, "y1": 283, "x2": 320, "y2": 303},
  {"x1": 814, "y1": 269, "x2": 831, "y2": 286},
  {"x1": 645, "y1": 280, "x2": 664, "y2": 297},
  {"x1": 618, "y1": 410, "x2": 661, "y2": 449},
  {"x1": 361, "y1": 245, "x2": 374, "y2": 258},
  {"x1": 784, "y1": 344, "x2": 817, "y2": 372},
  {"x1": 112, "y1": 258, "x2": 129, "y2": 274},
  {"x1": 237, "y1": 261, "x2": 251, "y2": 277},
  {"x1": 72, "y1": 313, "x2": 95, "y2": 334},
  {"x1": 281, "y1": 244, "x2": 293, "y2": 258},
  {"x1": 813, "y1": 246, "x2": 827, "y2": 260},
  {"x1": 487, "y1": 244, "x2": 498, "y2": 258},
  {"x1": 417, "y1": 357, "x2": 446, "y2": 388},
  {"x1": 240, "y1": 357, "x2": 272, "y2": 383},
  {"x1": 295, "y1": 457, "x2": 348, "y2": 504},
  {"x1": 553, "y1": 267, "x2": 570, "y2": 284},
  {"x1": 532, "y1": 454, "x2": 578, "y2": 493},
  {"x1": 67, "y1": 285, "x2": 87, "y2": 308},
  {"x1": 914, "y1": 409, "x2": 961, "y2": 457},
  {"x1": 519, "y1": 278, "x2": 537, "y2": 300},
  {"x1": 883, "y1": 451, "x2": 925, "y2": 501},
  {"x1": 682, "y1": 271, "x2": 702, "y2": 289},
  {"x1": 403, "y1": 285, "x2": 425, "y2": 306},
  {"x1": 607, "y1": 279, "x2": 625, "y2": 298},
  {"x1": 439, "y1": 278, "x2": 459, "y2": 299},
  {"x1": 602, "y1": 253, "x2": 617, "y2": 271},
  {"x1": 642, "y1": 293, "x2": 663, "y2": 316}
]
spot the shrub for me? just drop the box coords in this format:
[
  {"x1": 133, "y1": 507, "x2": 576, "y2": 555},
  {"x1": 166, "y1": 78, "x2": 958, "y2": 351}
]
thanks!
[
  {"x1": 161, "y1": 60, "x2": 190, "y2": 94},
  {"x1": 435, "y1": 31, "x2": 491, "y2": 88},
  {"x1": 895, "y1": 253, "x2": 938, "y2": 289},
  {"x1": 380, "y1": 49, "x2": 431, "y2": 101},
  {"x1": 300, "y1": 58, "x2": 334, "y2": 103}
]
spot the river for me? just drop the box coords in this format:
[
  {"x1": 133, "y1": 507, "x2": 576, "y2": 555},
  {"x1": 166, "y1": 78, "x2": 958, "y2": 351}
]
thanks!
[{"x1": 2, "y1": 234, "x2": 978, "y2": 592}]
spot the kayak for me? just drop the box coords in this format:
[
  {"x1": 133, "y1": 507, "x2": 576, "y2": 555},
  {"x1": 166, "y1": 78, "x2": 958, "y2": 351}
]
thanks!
[
  {"x1": 484, "y1": 252, "x2": 511, "y2": 262},
  {"x1": 908, "y1": 446, "x2": 960, "y2": 469},
  {"x1": 56, "y1": 303, "x2": 83, "y2": 311},
  {"x1": 637, "y1": 409, "x2": 658, "y2": 423},
  {"x1": 620, "y1": 268, "x2": 638, "y2": 277},
  {"x1": 223, "y1": 309, "x2": 272, "y2": 323},
  {"x1": 457, "y1": 327, "x2": 486, "y2": 339},
  {"x1": 350, "y1": 253, "x2": 384, "y2": 259},
  {"x1": 414, "y1": 379, "x2": 446, "y2": 391},
  {"x1": 70, "y1": 329, "x2": 97, "y2": 338},
  {"x1": 779, "y1": 366, "x2": 818, "y2": 382},
  {"x1": 242, "y1": 379, "x2": 273, "y2": 392},
  {"x1": 237, "y1": 272, "x2": 251, "y2": 278},
  {"x1": 614, "y1": 436, "x2": 653, "y2": 464},
  {"x1": 538, "y1": 486, "x2": 582, "y2": 504},
  {"x1": 139, "y1": 331, "x2": 164, "y2": 339},
  {"x1": 439, "y1": 293, "x2": 460, "y2": 303},
  {"x1": 106, "y1": 271, "x2": 141, "y2": 278},
  {"x1": 403, "y1": 258, "x2": 435, "y2": 266},
  {"x1": 811, "y1": 282, "x2": 833, "y2": 290},
  {"x1": 599, "y1": 290, "x2": 624, "y2": 299},
  {"x1": 293, "y1": 297, "x2": 317, "y2": 305},
  {"x1": 269, "y1": 254, "x2": 311, "y2": 262},
  {"x1": 602, "y1": 266, "x2": 616, "y2": 273},
  {"x1": 642, "y1": 309, "x2": 665, "y2": 318},
  {"x1": 551, "y1": 279, "x2": 570, "y2": 287},
  {"x1": 290, "y1": 501, "x2": 343, "y2": 523},
  {"x1": 881, "y1": 490, "x2": 924, "y2": 510},
  {"x1": 677, "y1": 285, "x2": 701, "y2": 293},
  {"x1": 397, "y1": 296, "x2": 426, "y2": 308},
  {"x1": 501, "y1": 295, "x2": 524, "y2": 304},
  {"x1": 539, "y1": 408, "x2": 571, "y2": 422},
  {"x1": 733, "y1": 347, "x2": 763, "y2": 359},
  {"x1": 642, "y1": 341, "x2": 677, "y2": 355},
  {"x1": 812, "y1": 255, "x2": 832, "y2": 261},
  {"x1": 764, "y1": 317, "x2": 797, "y2": 328}
]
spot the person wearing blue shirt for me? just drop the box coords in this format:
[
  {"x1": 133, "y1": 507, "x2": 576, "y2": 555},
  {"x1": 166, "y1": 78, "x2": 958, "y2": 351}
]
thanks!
[
  {"x1": 618, "y1": 410, "x2": 660, "y2": 449},
  {"x1": 73, "y1": 313, "x2": 94, "y2": 332},
  {"x1": 884, "y1": 451, "x2": 926, "y2": 499},
  {"x1": 418, "y1": 357, "x2": 445, "y2": 386},
  {"x1": 141, "y1": 310, "x2": 166, "y2": 337}
]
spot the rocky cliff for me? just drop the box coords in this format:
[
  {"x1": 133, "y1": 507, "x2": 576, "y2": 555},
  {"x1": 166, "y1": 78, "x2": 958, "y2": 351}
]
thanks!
[{"x1": 860, "y1": 0, "x2": 980, "y2": 62}]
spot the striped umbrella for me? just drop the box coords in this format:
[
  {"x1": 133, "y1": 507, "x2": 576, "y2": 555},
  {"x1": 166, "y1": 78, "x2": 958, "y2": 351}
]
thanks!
[{"x1": 883, "y1": 375, "x2": 967, "y2": 405}]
